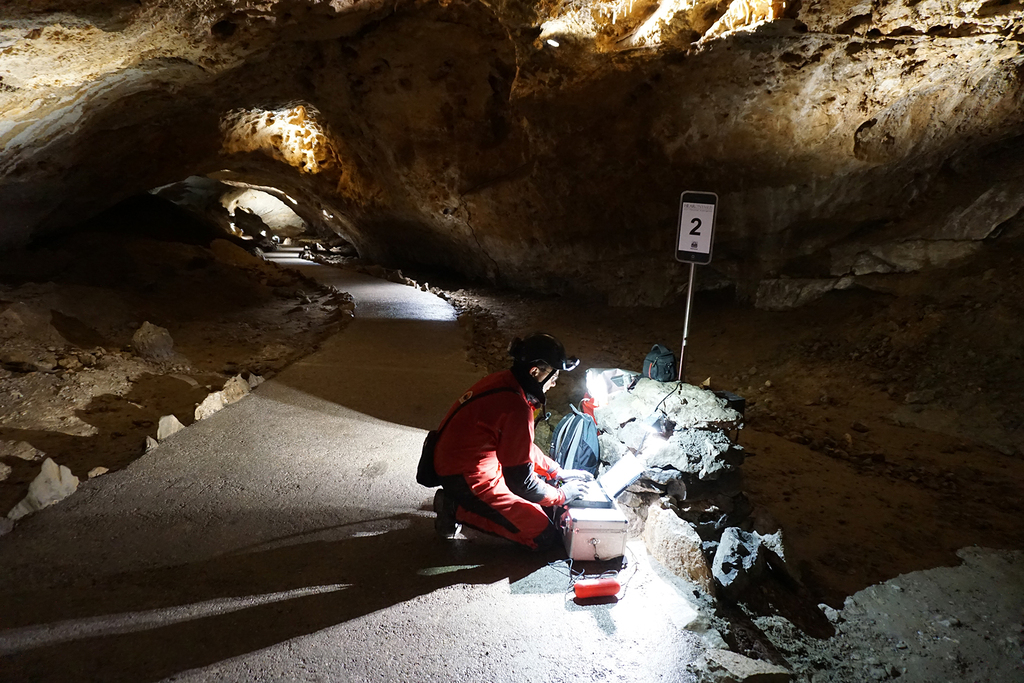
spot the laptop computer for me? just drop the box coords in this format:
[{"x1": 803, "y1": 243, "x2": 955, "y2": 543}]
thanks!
[{"x1": 566, "y1": 452, "x2": 645, "y2": 509}]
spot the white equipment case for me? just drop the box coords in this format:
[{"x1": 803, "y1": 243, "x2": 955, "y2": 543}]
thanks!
[
  {"x1": 563, "y1": 506, "x2": 629, "y2": 561},
  {"x1": 561, "y1": 453, "x2": 644, "y2": 561}
]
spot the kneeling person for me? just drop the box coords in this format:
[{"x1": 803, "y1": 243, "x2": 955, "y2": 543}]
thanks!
[{"x1": 432, "y1": 332, "x2": 593, "y2": 549}]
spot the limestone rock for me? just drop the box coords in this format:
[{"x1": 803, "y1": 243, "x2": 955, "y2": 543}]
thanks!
[
  {"x1": 646, "y1": 428, "x2": 745, "y2": 480},
  {"x1": 131, "y1": 321, "x2": 176, "y2": 362},
  {"x1": 157, "y1": 414, "x2": 186, "y2": 441},
  {"x1": 195, "y1": 391, "x2": 226, "y2": 420},
  {"x1": 831, "y1": 242, "x2": 981, "y2": 277},
  {"x1": 230, "y1": 207, "x2": 271, "y2": 240},
  {"x1": 593, "y1": 376, "x2": 743, "y2": 491},
  {"x1": 0, "y1": 302, "x2": 67, "y2": 346},
  {"x1": 0, "y1": 348, "x2": 58, "y2": 373},
  {"x1": 145, "y1": 436, "x2": 159, "y2": 452},
  {"x1": 209, "y1": 239, "x2": 265, "y2": 270},
  {"x1": 169, "y1": 373, "x2": 201, "y2": 389},
  {"x1": 703, "y1": 649, "x2": 791, "y2": 683},
  {"x1": 87, "y1": 467, "x2": 108, "y2": 478},
  {"x1": 7, "y1": 458, "x2": 79, "y2": 520},
  {"x1": 594, "y1": 378, "x2": 741, "y2": 437},
  {"x1": 755, "y1": 277, "x2": 855, "y2": 311},
  {"x1": 643, "y1": 503, "x2": 716, "y2": 595},
  {"x1": 0, "y1": 440, "x2": 44, "y2": 461},
  {"x1": 0, "y1": 461, "x2": 10, "y2": 482},
  {"x1": 597, "y1": 432, "x2": 628, "y2": 467},
  {"x1": 712, "y1": 527, "x2": 776, "y2": 598},
  {"x1": 221, "y1": 374, "x2": 250, "y2": 405},
  {"x1": 926, "y1": 182, "x2": 1024, "y2": 242},
  {"x1": 703, "y1": 0, "x2": 786, "y2": 43},
  {"x1": 905, "y1": 389, "x2": 936, "y2": 405},
  {"x1": 4, "y1": 0, "x2": 1024, "y2": 310},
  {"x1": 195, "y1": 374, "x2": 254, "y2": 421}
]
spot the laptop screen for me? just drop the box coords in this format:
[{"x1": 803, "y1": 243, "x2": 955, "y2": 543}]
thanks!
[{"x1": 597, "y1": 452, "x2": 645, "y2": 499}]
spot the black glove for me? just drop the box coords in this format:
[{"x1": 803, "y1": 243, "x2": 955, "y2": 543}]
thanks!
[
  {"x1": 560, "y1": 469, "x2": 595, "y2": 482},
  {"x1": 559, "y1": 481, "x2": 590, "y2": 503}
]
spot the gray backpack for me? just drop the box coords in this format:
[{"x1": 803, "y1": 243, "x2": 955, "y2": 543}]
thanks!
[{"x1": 549, "y1": 404, "x2": 600, "y2": 476}]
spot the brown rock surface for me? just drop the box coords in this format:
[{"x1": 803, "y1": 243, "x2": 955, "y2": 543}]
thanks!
[
  {"x1": 644, "y1": 502, "x2": 718, "y2": 594},
  {"x1": 3, "y1": 0, "x2": 1024, "y2": 303}
]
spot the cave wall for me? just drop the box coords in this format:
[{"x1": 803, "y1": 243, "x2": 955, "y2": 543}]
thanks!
[{"x1": 2, "y1": 0, "x2": 1023, "y2": 304}]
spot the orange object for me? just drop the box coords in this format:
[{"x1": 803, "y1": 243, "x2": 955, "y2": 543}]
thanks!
[
  {"x1": 580, "y1": 395, "x2": 598, "y2": 420},
  {"x1": 573, "y1": 577, "x2": 620, "y2": 599}
]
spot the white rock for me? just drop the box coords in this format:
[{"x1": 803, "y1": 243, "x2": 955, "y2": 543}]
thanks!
[
  {"x1": 195, "y1": 391, "x2": 226, "y2": 420},
  {"x1": 0, "y1": 461, "x2": 10, "y2": 481},
  {"x1": 157, "y1": 414, "x2": 186, "y2": 441},
  {"x1": 221, "y1": 374, "x2": 250, "y2": 405},
  {"x1": 597, "y1": 432, "x2": 628, "y2": 467},
  {"x1": 703, "y1": 648, "x2": 791, "y2": 682},
  {"x1": 7, "y1": 458, "x2": 79, "y2": 520},
  {"x1": 195, "y1": 375, "x2": 253, "y2": 420},
  {"x1": 246, "y1": 373, "x2": 265, "y2": 389},
  {"x1": 87, "y1": 467, "x2": 108, "y2": 478},
  {"x1": 594, "y1": 378, "x2": 740, "y2": 437},
  {"x1": 700, "y1": 628, "x2": 730, "y2": 651},
  {"x1": 145, "y1": 436, "x2": 159, "y2": 452}
]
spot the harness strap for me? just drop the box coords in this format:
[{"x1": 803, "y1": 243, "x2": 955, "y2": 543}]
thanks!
[{"x1": 436, "y1": 387, "x2": 519, "y2": 438}]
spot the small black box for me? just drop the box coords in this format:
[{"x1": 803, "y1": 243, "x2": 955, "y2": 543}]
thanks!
[{"x1": 713, "y1": 390, "x2": 746, "y2": 416}]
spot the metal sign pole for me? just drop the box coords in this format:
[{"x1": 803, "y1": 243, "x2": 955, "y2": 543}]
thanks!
[
  {"x1": 678, "y1": 262, "x2": 696, "y2": 382},
  {"x1": 674, "y1": 190, "x2": 717, "y2": 385}
]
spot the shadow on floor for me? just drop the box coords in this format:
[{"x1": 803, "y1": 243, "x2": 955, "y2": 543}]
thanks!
[{"x1": 0, "y1": 514, "x2": 559, "y2": 683}]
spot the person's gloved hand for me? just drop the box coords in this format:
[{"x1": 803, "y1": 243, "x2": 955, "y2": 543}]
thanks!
[
  {"x1": 560, "y1": 481, "x2": 591, "y2": 503},
  {"x1": 560, "y1": 469, "x2": 595, "y2": 482}
]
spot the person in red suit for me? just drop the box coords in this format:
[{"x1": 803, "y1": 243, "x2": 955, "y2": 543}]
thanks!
[{"x1": 432, "y1": 333, "x2": 594, "y2": 549}]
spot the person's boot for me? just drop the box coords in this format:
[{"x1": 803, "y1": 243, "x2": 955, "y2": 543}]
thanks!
[{"x1": 433, "y1": 489, "x2": 462, "y2": 539}]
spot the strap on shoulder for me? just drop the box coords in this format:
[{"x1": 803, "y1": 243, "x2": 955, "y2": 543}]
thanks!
[{"x1": 437, "y1": 386, "x2": 519, "y2": 436}]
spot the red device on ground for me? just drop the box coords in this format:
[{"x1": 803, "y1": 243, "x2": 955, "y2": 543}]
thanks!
[{"x1": 573, "y1": 577, "x2": 621, "y2": 599}]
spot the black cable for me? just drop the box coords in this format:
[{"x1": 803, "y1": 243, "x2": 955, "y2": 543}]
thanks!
[
  {"x1": 652, "y1": 384, "x2": 681, "y2": 417},
  {"x1": 616, "y1": 545, "x2": 641, "y2": 598},
  {"x1": 546, "y1": 557, "x2": 585, "y2": 594}
]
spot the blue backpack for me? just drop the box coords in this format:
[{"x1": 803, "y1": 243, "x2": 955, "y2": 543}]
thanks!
[{"x1": 549, "y1": 404, "x2": 601, "y2": 476}]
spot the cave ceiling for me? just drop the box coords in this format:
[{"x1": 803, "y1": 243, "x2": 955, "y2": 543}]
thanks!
[{"x1": 2, "y1": 0, "x2": 1024, "y2": 305}]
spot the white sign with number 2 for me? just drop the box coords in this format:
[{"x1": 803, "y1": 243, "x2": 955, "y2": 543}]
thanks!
[{"x1": 677, "y1": 201, "x2": 716, "y2": 256}]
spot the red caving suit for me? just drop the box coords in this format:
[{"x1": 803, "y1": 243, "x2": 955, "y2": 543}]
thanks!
[{"x1": 433, "y1": 370, "x2": 567, "y2": 549}]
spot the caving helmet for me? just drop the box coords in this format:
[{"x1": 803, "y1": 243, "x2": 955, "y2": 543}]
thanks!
[
  {"x1": 508, "y1": 332, "x2": 580, "y2": 372},
  {"x1": 508, "y1": 332, "x2": 578, "y2": 408}
]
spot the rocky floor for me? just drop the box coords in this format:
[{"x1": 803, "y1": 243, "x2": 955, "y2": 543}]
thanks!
[
  {"x1": 438, "y1": 248, "x2": 1024, "y2": 610},
  {"x1": 1, "y1": 226, "x2": 1023, "y2": 680},
  {"x1": 0, "y1": 227, "x2": 353, "y2": 517}
]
